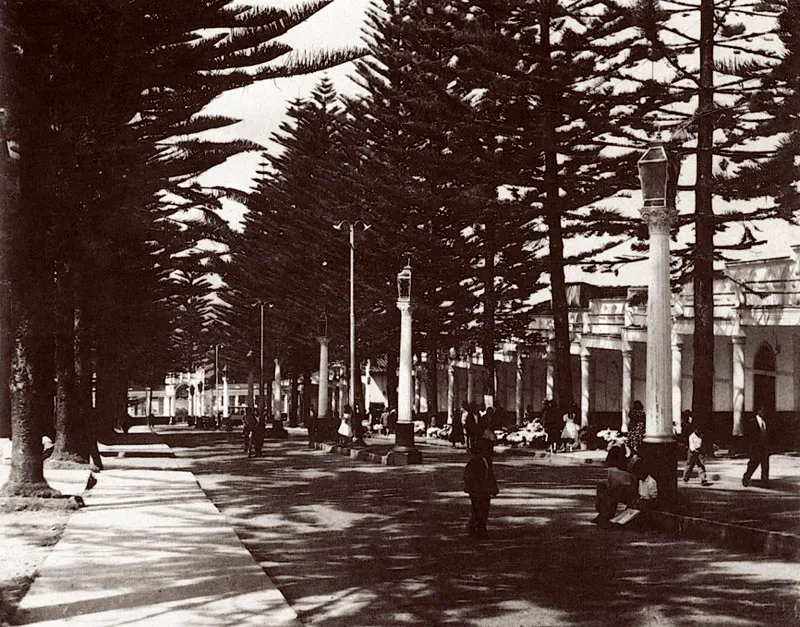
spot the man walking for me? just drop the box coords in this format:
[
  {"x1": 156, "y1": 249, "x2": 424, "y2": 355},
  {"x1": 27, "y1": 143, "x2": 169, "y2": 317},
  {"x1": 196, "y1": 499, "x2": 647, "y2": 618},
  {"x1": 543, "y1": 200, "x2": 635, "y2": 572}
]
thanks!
[{"x1": 743, "y1": 407, "x2": 769, "y2": 486}]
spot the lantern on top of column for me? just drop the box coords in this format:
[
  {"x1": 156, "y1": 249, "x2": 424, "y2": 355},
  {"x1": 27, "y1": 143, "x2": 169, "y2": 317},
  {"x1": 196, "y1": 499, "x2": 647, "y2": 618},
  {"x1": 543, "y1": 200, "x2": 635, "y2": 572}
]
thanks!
[
  {"x1": 397, "y1": 262, "x2": 412, "y2": 303},
  {"x1": 317, "y1": 311, "x2": 328, "y2": 339},
  {"x1": 637, "y1": 144, "x2": 680, "y2": 211}
]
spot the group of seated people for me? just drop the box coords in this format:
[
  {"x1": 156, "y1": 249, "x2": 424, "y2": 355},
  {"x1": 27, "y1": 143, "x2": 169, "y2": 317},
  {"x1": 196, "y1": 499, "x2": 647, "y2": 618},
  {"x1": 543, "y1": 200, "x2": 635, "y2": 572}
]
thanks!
[{"x1": 594, "y1": 444, "x2": 658, "y2": 528}]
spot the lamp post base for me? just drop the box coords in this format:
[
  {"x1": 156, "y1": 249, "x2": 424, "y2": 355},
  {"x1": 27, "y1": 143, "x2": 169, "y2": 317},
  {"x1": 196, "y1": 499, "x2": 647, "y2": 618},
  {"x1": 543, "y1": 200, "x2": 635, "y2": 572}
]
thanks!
[
  {"x1": 640, "y1": 440, "x2": 679, "y2": 512},
  {"x1": 391, "y1": 422, "x2": 422, "y2": 464}
]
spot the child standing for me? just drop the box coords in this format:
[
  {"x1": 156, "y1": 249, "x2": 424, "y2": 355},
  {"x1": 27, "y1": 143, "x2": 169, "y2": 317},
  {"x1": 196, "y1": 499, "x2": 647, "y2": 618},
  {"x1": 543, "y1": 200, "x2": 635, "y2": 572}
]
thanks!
[
  {"x1": 683, "y1": 427, "x2": 710, "y2": 486},
  {"x1": 463, "y1": 438, "x2": 499, "y2": 538}
]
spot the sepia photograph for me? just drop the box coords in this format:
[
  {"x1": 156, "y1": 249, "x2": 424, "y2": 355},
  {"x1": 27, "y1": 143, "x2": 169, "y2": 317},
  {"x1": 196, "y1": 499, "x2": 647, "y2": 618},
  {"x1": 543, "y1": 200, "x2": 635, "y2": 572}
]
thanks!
[{"x1": 1, "y1": 1, "x2": 799, "y2": 625}]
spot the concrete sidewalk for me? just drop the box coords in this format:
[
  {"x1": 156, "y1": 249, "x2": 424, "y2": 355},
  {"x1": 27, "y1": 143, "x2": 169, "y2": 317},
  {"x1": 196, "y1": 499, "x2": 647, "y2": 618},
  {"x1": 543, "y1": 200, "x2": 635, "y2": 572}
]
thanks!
[{"x1": 15, "y1": 428, "x2": 301, "y2": 627}]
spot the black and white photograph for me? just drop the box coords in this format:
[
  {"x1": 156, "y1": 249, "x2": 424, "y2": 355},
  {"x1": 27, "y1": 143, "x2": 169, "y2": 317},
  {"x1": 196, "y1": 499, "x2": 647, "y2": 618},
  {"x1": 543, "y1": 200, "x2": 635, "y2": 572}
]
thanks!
[{"x1": 1, "y1": 1, "x2": 799, "y2": 625}]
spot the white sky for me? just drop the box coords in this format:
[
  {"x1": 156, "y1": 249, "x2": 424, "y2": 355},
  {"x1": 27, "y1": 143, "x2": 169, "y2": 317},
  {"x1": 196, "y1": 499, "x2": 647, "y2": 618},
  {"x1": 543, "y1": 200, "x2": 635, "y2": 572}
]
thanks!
[{"x1": 195, "y1": 0, "x2": 372, "y2": 203}]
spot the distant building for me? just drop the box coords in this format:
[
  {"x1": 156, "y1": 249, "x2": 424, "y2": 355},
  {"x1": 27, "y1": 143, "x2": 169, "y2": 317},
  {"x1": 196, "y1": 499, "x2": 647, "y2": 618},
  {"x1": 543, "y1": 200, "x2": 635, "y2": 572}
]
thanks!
[{"x1": 129, "y1": 246, "x2": 800, "y2": 449}]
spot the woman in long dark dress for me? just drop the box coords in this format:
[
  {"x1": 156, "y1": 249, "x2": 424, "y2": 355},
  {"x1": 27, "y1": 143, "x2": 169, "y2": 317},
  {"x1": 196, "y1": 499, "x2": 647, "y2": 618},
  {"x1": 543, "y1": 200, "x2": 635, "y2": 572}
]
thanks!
[{"x1": 449, "y1": 409, "x2": 465, "y2": 447}]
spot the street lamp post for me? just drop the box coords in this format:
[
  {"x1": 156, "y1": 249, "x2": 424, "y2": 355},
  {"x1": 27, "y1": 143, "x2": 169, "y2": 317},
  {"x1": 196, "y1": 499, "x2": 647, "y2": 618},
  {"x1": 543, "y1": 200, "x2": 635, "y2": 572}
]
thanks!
[
  {"x1": 393, "y1": 262, "x2": 421, "y2": 462},
  {"x1": 252, "y1": 300, "x2": 273, "y2": 425},
  {"x1": 638, "y1": 144, "x2": 681, "y2": 509},
  {"x1": 214, "y1": 343, "x2": 223, "y2": 428},
  {"x1": 334, "y1": 220, "x2": 370, "y2": 440},
  {"x1": 315, "y1": 312, "x2": 329, "y2": 442}
]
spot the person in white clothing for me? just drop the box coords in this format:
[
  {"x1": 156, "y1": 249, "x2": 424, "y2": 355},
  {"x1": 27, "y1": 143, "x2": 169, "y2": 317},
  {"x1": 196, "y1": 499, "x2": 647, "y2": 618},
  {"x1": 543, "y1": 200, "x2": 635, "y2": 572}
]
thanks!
[{"x1": 683, "y1": 428, "x2": 710, "y2": 486}]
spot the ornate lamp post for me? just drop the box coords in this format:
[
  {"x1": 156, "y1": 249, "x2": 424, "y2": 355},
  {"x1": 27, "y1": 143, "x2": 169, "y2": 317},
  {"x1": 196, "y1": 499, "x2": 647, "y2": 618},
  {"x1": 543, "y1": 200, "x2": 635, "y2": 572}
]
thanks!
[
  {"x1": 393, "y1": 262, "x2": 421, "y2": 462},
  {"x1": 315, "y1": 312, "x2": 329, "y2": 441},
  {"x1": 638, "y1": 144, "x2": 681, "y2": 508}
]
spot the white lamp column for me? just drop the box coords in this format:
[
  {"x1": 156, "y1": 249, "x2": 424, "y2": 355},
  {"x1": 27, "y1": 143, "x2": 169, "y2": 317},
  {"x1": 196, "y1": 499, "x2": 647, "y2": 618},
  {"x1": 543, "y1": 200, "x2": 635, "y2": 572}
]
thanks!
[
  {"x1": 317, "y1": 339, "x2": 329, "y2": 434},
  {"x1": 447, "y1": 348, "x2": 457, "y2": 425},
  {"x1": 621, "y1": 341, "x2": 632, "y2": 433},
  {"x1": 397, "y1": 302, "x2": 413, "y2": 424},
  {"x1": 671, "y1": 330, "x2": 683, "y2": 433},
  {"x1": 638, "y1": 144, "x2": 681, "y2": 507},
  {"x1": 393, "y1": 262, "x2": 421, "y2": 462},
  {"x1": 580, "y1": 346, "x2": 591, "y2": 429}
]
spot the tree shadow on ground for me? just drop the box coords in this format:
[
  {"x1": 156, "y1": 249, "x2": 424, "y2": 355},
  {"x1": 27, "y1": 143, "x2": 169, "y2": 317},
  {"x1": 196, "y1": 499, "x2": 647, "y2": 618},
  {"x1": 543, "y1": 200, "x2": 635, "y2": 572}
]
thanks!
[{"x1": 160, "y1": 430, "x2": 800, "y2": 626}]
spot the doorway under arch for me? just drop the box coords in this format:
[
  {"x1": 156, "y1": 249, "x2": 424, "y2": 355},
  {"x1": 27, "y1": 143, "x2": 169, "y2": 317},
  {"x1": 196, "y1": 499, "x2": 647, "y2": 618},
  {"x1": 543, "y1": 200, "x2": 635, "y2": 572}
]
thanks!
[{"x1": 752, "y1": 343, "x2": 776, "y2": 414}]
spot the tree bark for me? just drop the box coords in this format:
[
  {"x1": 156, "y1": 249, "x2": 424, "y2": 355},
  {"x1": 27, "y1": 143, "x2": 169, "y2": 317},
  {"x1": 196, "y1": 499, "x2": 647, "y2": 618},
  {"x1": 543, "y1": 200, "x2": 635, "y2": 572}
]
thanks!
[
  {"x1": 482, "y1": 216, "x2": 497, "y2": 406},
  {"x1": 0, "y1": 44, "x2": 58, "y2": 495},
  {"x1": 692, "y1": 0, "x2": 716, "y2": 424},
  {"x1": 289, "y1": 366, "x2": 299, "y2": 427},
  {"x1": 540, "y1": 9, "x2": 574, "y2": 413},
  {"x1": 425, "y1": 329, "x2": 439, "y2": 425},
  {"x1": 51, "y1": 263, "x2": 86, "y2": 464}
]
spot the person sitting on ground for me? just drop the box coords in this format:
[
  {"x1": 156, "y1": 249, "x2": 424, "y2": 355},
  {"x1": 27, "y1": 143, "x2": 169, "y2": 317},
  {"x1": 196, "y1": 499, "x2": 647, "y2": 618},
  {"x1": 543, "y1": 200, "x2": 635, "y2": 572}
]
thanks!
[
  {"x1": 629, "y1": 457, "x2": 658, "y2": 519},
  {"x1": 594, "y1": 452, "x2": 638, "y2": 527}
]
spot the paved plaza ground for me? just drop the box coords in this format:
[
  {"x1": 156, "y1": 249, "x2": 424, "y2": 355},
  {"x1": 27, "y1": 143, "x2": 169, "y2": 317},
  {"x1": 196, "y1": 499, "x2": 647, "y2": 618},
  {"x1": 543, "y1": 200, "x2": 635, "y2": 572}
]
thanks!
[{"x1": 8, "y1": 426, "x2": 800, "y2": 626}]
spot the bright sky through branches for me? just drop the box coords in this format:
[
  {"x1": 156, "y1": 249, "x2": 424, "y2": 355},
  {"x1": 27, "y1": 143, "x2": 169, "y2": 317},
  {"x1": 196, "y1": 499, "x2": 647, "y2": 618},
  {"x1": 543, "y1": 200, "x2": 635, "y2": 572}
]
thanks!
[{"x1": 196, "y1": 0, "x2": 372, "y2": 206}]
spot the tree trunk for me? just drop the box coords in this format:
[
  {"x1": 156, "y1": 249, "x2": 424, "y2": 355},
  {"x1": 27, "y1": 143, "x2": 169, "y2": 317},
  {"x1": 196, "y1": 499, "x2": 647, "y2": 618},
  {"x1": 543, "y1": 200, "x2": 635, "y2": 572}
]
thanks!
[
  {"x1": 0, "y1": 69, "x2": 57, "y2": 496},
  {"x1": 482, "y1": 216, "x2": 497, "y2": 406},
  {"x1": 541, "y1": 9, "x2": 574, "y2": 414},
  {"x1": 95, "y1": 340, "x2": 125, "y2": 436},
  {"x1": 425, "y1": 330, "x2": 439, "y2": 426},
  {"x1": 0, "y1": 125, "x2": 12, "y2": 442},
  {"x1": 74, "y1": 300, "x2": 98, "y2": 451},
  {"x1": 289, "y1": 365, "x2": 299, "y2": 427},
  {"x1": 692, "y1": 0, "x2": 716, "y2": 425},
  {"x1": 2, "y1": 317, "x2": 59, "y2": 497},
  {"x1": 302, "y1": 367, "x2": 312, "y2": 425},
  {"x1": 51, "y1": 263, "x2": 86, "y2": 464}
]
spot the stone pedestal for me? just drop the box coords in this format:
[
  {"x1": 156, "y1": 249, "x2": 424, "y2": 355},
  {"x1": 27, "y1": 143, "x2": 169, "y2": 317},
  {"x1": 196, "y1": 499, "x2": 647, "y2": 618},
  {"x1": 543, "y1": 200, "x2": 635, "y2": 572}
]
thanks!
[
  {"x1": 393, "y1": 299, "x2": 420, "y2": 463},
  {"x1": 641, "y1": 440, "x2": 679, "y2": 510}
]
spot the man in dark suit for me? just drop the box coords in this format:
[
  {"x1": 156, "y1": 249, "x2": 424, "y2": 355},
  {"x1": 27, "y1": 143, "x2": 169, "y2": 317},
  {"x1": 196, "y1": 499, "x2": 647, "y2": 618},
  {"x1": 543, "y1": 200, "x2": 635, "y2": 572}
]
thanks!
[{"x1": 742, "y1": 407, "x2": 770, "y2": 486}]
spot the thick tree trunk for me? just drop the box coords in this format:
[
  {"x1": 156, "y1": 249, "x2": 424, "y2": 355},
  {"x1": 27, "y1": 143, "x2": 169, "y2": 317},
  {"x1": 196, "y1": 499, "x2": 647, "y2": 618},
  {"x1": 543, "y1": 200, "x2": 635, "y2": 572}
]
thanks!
[
  {"x1": 692, "y1": 0, "x2": 715, "y2": 425},
  {"x1": 482, "y1": 216, "x2": 497, "y2": 406},
  {"x1": 302, "y1": 367, "x2": 312, "y2": 425},
  {"x1": 2, "y1": 318, "x2": 59, "y2": 497},
  {"x1": 95, "y1": 341, "x2": 124, "y2": 436},
  {"x1": 51, "y1": 264, "x2": 86, "y2": 464},
  {"x1": 0, "y1": 124, "x2": 12, "y2": 442},
  {"x1": 75, "y1": 301, "x2": 99, "y2": 452},
  {"x1": 289, "y1": 366, "x2": 299, "y2": 427},
  {"x1": 541, "y1": 10, "x2": 574, "y2": 414},
  {"x1": 1, "y1": 59, "x2": 57, "y2": 495},
  {"x1": 425, "y1": 330, "x2": 439, "y2": 426}
]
